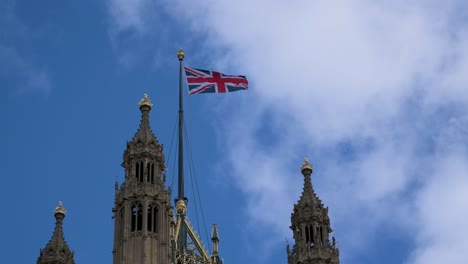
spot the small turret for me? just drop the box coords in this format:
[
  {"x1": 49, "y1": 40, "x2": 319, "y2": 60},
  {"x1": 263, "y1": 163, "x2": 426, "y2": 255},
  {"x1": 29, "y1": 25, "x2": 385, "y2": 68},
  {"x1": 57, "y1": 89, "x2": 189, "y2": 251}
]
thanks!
[
  {"x1": 288, "y1": 157, "x2": 339, "y2": 264},
  {"x1": 211, "y1": 224, "x2": 222, "y2": 264},
  {"x1": 112, "y1": 94, "x2": 173, "y2": 264},
  {"x1": 37, "y1": 202, "x2": 75, "y2": 264}
]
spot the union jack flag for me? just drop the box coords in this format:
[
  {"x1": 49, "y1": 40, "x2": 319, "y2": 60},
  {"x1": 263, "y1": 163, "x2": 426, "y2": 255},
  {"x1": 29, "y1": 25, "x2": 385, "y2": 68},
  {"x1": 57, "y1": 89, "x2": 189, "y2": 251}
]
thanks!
[{"x1": 184, "y1": 67, "x2": 248, "y2": 95}]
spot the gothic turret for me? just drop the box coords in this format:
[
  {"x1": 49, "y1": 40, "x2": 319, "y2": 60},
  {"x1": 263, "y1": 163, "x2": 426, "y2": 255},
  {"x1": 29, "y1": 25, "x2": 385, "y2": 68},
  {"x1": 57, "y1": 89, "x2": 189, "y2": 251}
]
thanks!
[
  {"x1": 37, "y1": 202, "x2": 75, "y2": 264},
  {"x1": 287, "y1": 158, "x2": 339, "y2": 264},
  {"x1": 112, "y1": 94, "x2": 173, "y2": 264},
  {"x1": 211, "y1": 224, "x2": 222, "y2": 264}
]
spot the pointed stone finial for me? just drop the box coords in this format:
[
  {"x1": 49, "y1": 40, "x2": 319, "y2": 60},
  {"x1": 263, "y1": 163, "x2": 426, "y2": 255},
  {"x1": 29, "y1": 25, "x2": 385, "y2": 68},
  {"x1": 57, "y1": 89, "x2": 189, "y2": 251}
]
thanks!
[
  {"x1": 211, "y1": 224, "x2": 219, "y2": 241},
  {"x1": 300, "y1": 157, "x2": 313, "y2": 173},
  {"x1": 177, "y1": 49, "x2": 185, "y2": 61},
  {"x1": 115, "y1": 176, "x2": 119, "y2": 191},
  {"x1": 37, "y1": 201, "x2": 75, "y2": 264},
  {"x1": 211, "y1": 223, "x2": 220, "y2": 257},
  {"x1": 54, "y1": 201, "x2": 67, "y2": 216},
  {"x1": 138, "y1": 93, "x2": 153, "y2": 109}
]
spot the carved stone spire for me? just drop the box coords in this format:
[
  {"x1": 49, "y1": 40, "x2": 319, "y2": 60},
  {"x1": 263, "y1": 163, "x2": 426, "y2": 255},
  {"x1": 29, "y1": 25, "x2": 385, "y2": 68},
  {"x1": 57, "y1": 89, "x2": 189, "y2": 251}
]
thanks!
[
  {"x1": 113, "y1": 95, "x2": 173, "y2": 264},
  {"x1": 122, "y1": 94, "x2": 165, "y2": 177},
  {"x1": 211, "y1": 224, "x2": 222, "y2": 264},
  {"x1": 288, "y1": 158, "x2": 339, "y2": 264},
  {"x1": 132, "y1": 93, "x2": 157, "y2": 144},
  {"x1": 293, "y1": 157, "x2": 324, "y2": 217},
  {"x1": 37, "y1": 202, "x2": 75, "y2": 264}
]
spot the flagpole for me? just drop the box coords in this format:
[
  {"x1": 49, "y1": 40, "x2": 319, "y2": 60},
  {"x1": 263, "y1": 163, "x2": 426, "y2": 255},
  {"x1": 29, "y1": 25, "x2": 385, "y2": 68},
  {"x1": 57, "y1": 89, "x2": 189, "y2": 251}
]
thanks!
[
  {"x1": 176, "y1": 48, "x2": 187, "y2": 250},
  {"x1": 177, "y1": 49, "x2": 185, "y2": 201}
]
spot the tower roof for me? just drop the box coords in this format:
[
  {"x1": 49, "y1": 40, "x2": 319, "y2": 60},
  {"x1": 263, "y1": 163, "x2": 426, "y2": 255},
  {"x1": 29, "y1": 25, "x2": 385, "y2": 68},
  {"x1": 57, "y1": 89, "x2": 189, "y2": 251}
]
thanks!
[
  {"x1": 211, "y1": 223, "x2": 219, "y2": 242},
  {"x1": 122, "y1": 94, "x2": 165, "y2": 169},
  {"x1": 291, "y1": 158, "x2": 330, "y2": 226},
  {"x1": 132, "y1": 94, "x2": 157, "y2": 144},
  {"x1": 296, "y1": 158, "x2": 322, "y2": 208},
  {"x1": 288, "y1": 158, "x2": 340, "y2": 264},
  {"x1": 37, "y1": 202, "x2": 75, "y2": 264}
]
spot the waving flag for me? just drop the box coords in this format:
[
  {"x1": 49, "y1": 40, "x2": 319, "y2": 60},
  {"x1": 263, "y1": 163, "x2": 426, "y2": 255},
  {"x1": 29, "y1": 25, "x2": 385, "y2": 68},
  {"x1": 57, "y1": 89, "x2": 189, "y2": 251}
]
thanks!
[{"x1": 184, "y1": 67, "x2": 248, "y2": 95}]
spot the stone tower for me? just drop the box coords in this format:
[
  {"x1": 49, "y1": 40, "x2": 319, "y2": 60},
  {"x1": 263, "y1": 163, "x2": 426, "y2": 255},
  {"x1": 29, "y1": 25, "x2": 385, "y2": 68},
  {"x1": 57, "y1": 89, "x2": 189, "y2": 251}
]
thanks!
[
  {"x1": 37, "y1": 201, "x2": 76, "y2": 264},
  {"x1": 112, "y1": 94, "x2": 174, "y2": 264},
  {"x1": 287, "y1": 158, "x2": 339, "y2": 264}
]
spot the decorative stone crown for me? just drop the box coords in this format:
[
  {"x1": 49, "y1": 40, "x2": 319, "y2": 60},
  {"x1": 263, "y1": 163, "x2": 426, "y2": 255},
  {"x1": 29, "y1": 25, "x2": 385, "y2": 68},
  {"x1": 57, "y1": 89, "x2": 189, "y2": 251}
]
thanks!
[
  {"x1": 54, "y1": 201, "x2": 67, "y2": 216},
  {"x1": 300, "y1": 157, "x2": 313, "y2": 172},
  {"x1": 138, "y1": 93, "x2": 153, "y2": 108}
]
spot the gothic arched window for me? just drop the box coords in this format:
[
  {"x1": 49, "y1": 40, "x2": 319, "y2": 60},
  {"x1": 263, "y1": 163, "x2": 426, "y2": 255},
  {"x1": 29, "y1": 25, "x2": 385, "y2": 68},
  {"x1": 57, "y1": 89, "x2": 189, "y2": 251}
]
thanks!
[
  {"x1": 319, "y1": 226, "x2": 324, "y2": 245},
  {"x1": 151, "y1": 163, "x2": 155, "y2": 183},
  {"x1": 146, "y1": 163, "x2": 151, "y2": 183},
  {"x1": 135, "y1": 162, "x2": 139, "y2": 181},
  {"x1": 131, "y1": 203, "x2": 143, "y2": 232},
  {"x1": 147, "y1": 204, "x2": 158, "y2": 233},
  {"x1": 305, "y1": 225, "x2": 314, "y2": 245},
  {"x1": 135, "y1": 161, "x2": 144, "y2": 182}
]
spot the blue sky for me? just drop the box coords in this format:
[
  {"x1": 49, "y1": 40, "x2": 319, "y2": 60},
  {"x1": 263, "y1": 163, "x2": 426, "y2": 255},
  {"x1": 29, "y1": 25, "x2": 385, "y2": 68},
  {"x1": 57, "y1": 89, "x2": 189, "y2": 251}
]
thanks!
[{"x1": 2, "y1": 0, "x2": 468, "y2": 263}]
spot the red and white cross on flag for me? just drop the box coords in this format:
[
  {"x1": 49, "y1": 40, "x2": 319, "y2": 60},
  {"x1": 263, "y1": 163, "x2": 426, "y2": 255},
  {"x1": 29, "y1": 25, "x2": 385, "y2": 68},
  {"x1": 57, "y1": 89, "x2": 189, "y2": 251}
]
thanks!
[{"x1": 184, "y1": 67, "x2": 248, "y2": 94}]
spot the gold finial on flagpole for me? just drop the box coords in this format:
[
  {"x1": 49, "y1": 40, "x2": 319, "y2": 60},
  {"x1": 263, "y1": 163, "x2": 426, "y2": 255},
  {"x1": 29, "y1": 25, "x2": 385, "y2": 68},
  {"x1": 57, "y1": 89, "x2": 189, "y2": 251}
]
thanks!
[{"x1": 177, "y1": 49, "x2": 185, "y2": 61}]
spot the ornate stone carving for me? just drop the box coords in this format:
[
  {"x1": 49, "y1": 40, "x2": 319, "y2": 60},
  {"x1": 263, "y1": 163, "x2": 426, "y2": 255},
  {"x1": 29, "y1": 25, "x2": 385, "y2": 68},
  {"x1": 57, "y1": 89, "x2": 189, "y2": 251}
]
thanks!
[
  {"x1": 113, "y1": 95, "x2": 173, "y2": 264},
  {"x1": 37, "y1": 202, "x2": 75, "y2": 264},
  {"x1": 288, "y1": 158, "x2": 339, "y2": 264}
]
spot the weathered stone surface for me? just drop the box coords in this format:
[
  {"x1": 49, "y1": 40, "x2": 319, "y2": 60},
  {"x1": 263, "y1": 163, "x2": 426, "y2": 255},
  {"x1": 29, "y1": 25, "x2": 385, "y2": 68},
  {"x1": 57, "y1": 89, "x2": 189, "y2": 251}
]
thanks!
[
  {"x1": 112, "y1": 95, "x2": 173, "y2": 264},
  {"x1": 288, "y1": 158, "x2": 340, "y2": 264},
  {"x1": 37, "y1": 202, "x2": 75, "y2": 264}
]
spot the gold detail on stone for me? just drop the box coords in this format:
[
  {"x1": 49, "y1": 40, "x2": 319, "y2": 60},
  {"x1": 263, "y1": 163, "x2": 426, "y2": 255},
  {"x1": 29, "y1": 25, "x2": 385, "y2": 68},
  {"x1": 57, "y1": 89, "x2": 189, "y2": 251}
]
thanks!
[
  {"x1": 176, "y1": 199, "x2": 187, "y2": 215},
  {"x1": 177, "y1": 49, "x2": 185, "y2": 61},
  {"x1": 301, "y1": 157, "x2": 313, "y2": 172},
  {"x1": 138, "y1": 93, "x2": 153, "y2": 108},
  {"x1": 54, "y1": 201, "x2": 67, "y2": 215},
  {"x1": 184, "y1": 218, "x2": 211, "y2": 261}
]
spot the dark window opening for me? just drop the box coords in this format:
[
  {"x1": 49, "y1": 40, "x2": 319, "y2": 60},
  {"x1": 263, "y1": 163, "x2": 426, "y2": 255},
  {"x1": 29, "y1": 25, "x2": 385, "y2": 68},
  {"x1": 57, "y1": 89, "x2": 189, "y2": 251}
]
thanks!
[
  {"x1": 139, "y1": 162, "x2": 143, "y2": 182},
  {"x1": 147, "y1": 163, "x2": 150, "y2": 183},
  {"x1": 131, "y1": 203, "x2": 143, "y2": 231},
  {"x1": 305, "y1": 225, "x2": 315, "y2": 245},
  {"x1": 316, "y1": 226, "x2": 321, "y2": 245},
  {"x1": 135, "y1": 161, "x2": 144, "y2": 182},
  {"x1": 147, "y1": 204, "x2": 158, "y2": 233},
  {"x1": 135, "y1": 162, "x2": 140, "y2": 181},
  {"x1": 151, "y1": 163, "x2": 155, "y2": 183},
  {"x1": 320, "y1": 226, "x2": 324, "y2": 244}
]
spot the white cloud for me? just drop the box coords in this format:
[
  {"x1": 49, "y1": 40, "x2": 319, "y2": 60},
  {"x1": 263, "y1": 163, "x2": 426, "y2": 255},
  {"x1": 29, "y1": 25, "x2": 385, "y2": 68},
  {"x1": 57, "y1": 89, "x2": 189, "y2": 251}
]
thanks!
[
  {"x1": 0, "y1": 46, "x2": 51, "y2": 95},
  {"x1": 106, "y1": 0, "x2": 175, "y2": 68},
  {"x1": 0, "y1": 1, "x2": 52, "y2": 95},
  {"x1": 107, "y1": 0, "x2": 153, "y2": 34},
  {"x1": 164, "y1": 1, "x2": 468, "y2": 263},
  {"x1": 407, "y1": 153, "x2": 468, "y2": 264},
  {"x1": 106, "y1": 0, "x2": 468, "y2": 262}
]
